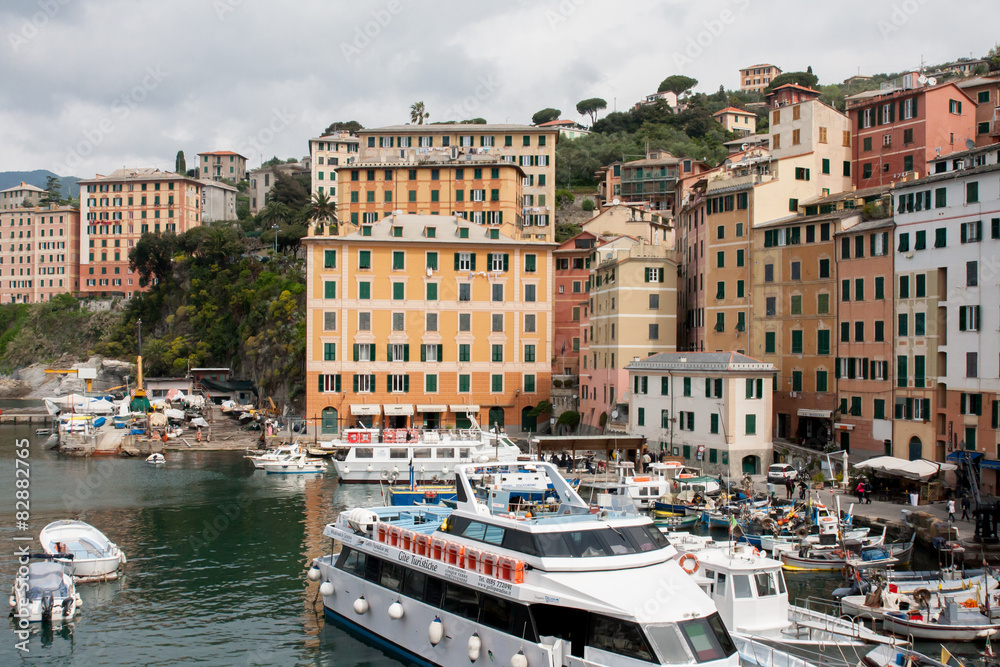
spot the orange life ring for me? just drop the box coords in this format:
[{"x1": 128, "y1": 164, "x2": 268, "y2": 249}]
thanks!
[
  {"x1": 383, "y1": 430, "x2": 396, "y2": 443},
  {"x1": 679, "y1": 553, "x2": 700, "y2": 574},
  {"x1": 360, "y1": 431, "x2": 372, "y2": 444},
  {"x1": 347, "y1": 432, "x2": 359, "y2": 444}
]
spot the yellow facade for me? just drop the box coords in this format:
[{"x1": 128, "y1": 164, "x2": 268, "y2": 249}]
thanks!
[
  {"x1": 337, "y1": 161, "x2": 526, "y2": 241},
  {"x1": 357, "y1": 125, "x2": 557, "y2": 242},
  {"x1": 305, "y1": 214, "x2": 554, "y2": 433}
]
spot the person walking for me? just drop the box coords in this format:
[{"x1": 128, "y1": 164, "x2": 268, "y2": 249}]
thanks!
[
  {"x1": 947, "y1": 498, "x2": 956, "y2": 522},
  {"x1": 961, "y1": 495, "x2": 971, "y2": 521},
  {"x1": 785, "y1": 476, "x2": 794, "y2": 500},
  {"x1": 797, "y1": 479, "x2": 808, "y2": 500},
  {"x1": 864, "y1": 480, "x2": 873, "y2": 504},
  {"x1": 855, "y1": 479, "x2": 865, "y2": 503}
]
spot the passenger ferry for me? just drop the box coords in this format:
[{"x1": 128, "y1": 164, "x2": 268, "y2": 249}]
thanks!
[
  {"x1": 308, "y1": 462, "x2": 740, "y2": 667},
  {"x1": 328, "y1": 422, "x2": 524, "y2": 483}
]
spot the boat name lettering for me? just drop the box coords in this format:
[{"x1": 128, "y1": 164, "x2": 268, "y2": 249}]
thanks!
[
  {"x1": 444, "y1": 565, "x2": 469, "y2": 583},
  {"x1": 410, "y1": 555, "x2": 438, "y2": 572},
  {"x1": 371, "y1": 542, "x2": 391, "y2": 555}
]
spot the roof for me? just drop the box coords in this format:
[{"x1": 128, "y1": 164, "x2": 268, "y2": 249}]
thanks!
[
  {"x1": 712, "y1": 106, "x2": 755, "y2": 117},
  {"x1": 79, "y1": 168, "x2": 200, "y2": 185},
  {"x1": 363, "y1": 123, "x2": 556, "y2": 134},
  {"x1": 536, "y1": 119, "x2": 580, "y2": 127},
  {"x1": 723, "y1": 134, "x2": 769, "y2": 147},
  {"x1": 894, "y1": 161, "x2": 1000, "y2": 189},
  {"x1": 804, "y1": 184, "x2": 892, "y2": 205},
  {"x1": 320, "y1": 213, "x2": 555, "y2": 246},
  {"x1": 741, "y1": 63, "x2": 779, "y2": 70},
  {"x1": 755, "y1": 208, "x2": 858, "y2": 229},
  {"x1": 955, "y1": 75, "x2": 1000, "y2": 89},
  {"x1": 626, "y1": 352, "x2": 775, "y2": 372},
  {"x1": 311, "y1": 134, "x2": 360, "y2": 143},
  {"x1": 767, "y1": 83, "x2": 821, "y2": 95},
  {"x1": 833, "y1": 216, "x2": 895, "y2": 234},
  {"x1": 0, "y1": 182, "x2": 45, "y2": 193},
  {"x1": 197, "y1": 151, "x2": 247, "y2": 158},
  {"x1": 845, "y1": 80, "x2": 975, "y2": 107},
  {"x1": 198, "y1": 179, "x2": 238, "y2": 192},
  {"x1": 622, "y1": 156, "x2": 681, "y2": 167},
  {"x1": 200, "y1": 378, "x2": 257, "y2": 394}
]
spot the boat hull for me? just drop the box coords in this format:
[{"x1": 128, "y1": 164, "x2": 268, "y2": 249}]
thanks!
[
  {"x1": 882, "y1": 614, "x2": 997, "y2": 641},
  {"x1": 39, "y1": 520, "x2": 126, "y2": 580}
]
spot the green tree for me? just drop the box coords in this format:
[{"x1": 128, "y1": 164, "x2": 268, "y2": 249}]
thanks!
[
  {"x1": 555, "y1": 189, "x2": 575, "y2": 208},
  {"x1": 175, "y1": 150, "x2": 186, "y2": 175},
  {"x1": 267, "y1": 172, "x2": 309, "y2": 210},
  {"x1": 576, "y1": 97, "x2": 607, "y2": 125},
  {"x1": 308, "y1": 191, "x2": 336, "y2": 233},
  {"x1": 130, "y1": 232, "x2": 179, "y2": 287},
  {"x1": 532, "y1": 108, "x2": 561, "y2": 125},
  {"x1": 987, "y1": 44, "x2": 1000, "y2": 72},
  {"x1": 658, "y1": 75, "x2": 698, "y2": 96},
  {"x1": 556, "y1": 410, "x2": 581, "y2": 432},
  {"x1": 40, "y1": 175, "x2": 61, "y2": 205},
  {"x1": 322, "y1": 120, "x2": 363, "y2": 135},
  {"x1": 460, "y1": 118, "x2": 487, "y2": 124},
  {"x1": 765, "y1": 71, "x2": 820, "y2": 95},
  {"x1": 409, "y1": 101, "x2": 429, "y2": 125},
  {"x1": 581, "y1": 198, "x2": 596, "y2": 212}
]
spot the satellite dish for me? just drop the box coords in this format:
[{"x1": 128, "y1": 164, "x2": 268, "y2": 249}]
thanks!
[
  {"x1": 741, "y1": 143, "x2": 749, "y2": 151},
  {"x1": 611, "y1": 410, "x2": 619, "y2": 420},
  {"x1": 927, "y1": 77, "x2": 937, "y2": 86},
  {"x1": 394, "y1": 209, "x2": 403, "y2": 216},
  {"x1": 966, "y1": 139, "x2": 976, "y2": 150},
  {"x1": 612, "y1": 198, "x2": 620, "y2": 206},
  {"x1": 918, "y1": 75, "x2": 928, "y2": 84}
]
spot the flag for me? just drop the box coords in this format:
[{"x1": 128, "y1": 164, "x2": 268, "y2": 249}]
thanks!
[
  {"x1": 561, "y1": 341, "x2": 566, "y2": 355},
  {"x1": 729, "y1": 515, "x2": 737, "y2": 534}
]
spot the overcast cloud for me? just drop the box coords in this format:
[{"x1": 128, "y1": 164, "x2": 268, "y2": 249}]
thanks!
[{"x1": 0, "y1": 0, "x2": 996, "y2": 176}]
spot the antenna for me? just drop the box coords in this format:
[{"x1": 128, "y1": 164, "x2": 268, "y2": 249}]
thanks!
[{"x1": 917, "y1": 75, "x2": 928, "y2": 85}]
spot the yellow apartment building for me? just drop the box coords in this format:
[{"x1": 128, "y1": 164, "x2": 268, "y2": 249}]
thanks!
[
  {"x1": 740, "y1": 64, "x2": 782, "y2": 93},
  {"x1": 197, "y1": 151, "x2": 248, "y2": 182},
  {"x1": 336, "y1": 159, "x2": 526, "y2": 241},
  {"x1": 0, "y1": 205, "x2": 80, "y2": 304},
  {"x1": 712, "y1": 107, "x2": 758, "y2": 136},
  {"x1": 308, "y1": 132, "x2": 360, "y2": 201},
  {"x1": 78, "y1": 168, "x2": 203, "y2": 298},
  {"x1": 304, "y1": 214, "x2": 554, "y2": 434},
  {"x1": 356, "y1": 124, "x2": 557, "y2": 242},
  {"x1": 578, "y1": 240, "x2": 678, "y2": 432}
]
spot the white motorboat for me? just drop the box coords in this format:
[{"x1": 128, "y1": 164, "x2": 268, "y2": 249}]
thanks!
[
  {"x1": 667, "y1": 535, "x2": 895, "y2": 655},
  {"x1": 245, "y1": 442, "x2": 305, "y2": 469},
  {"x1": 40, "y1": 520, "x2": 126, "y2": 582},
  {"x1": 616, "y1": 461, "x2": 684, "y2": 510},
  {"x1": 146, "y1": 453, "x2": 166, "y2": 465},
  {"x1": 261, "y1": 455, "x2": 326, "y2": 474},
  {"x1": 881, "y1": 599, "x2": 999, "y2": 641},
  {"x1": 8, "y1": 557, "x2": 82, "y2": 622},
  {"x1": 859, "y1": 645, "x2": 948, "y2": 667},
  {"x1": 328, "y1": 422, "x2": 525, "y2": 483},
  {"x1": 308, "y1": 461, "x2": 741, "y2": 667}
]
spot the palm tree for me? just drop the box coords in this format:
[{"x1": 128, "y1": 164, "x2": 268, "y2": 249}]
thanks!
[
  {"x1": 308, "y1": 192, "x2": 337, "y2": 234},
  {"x1": 409, "y1": 101, "x2": 429, "y2": 125}
]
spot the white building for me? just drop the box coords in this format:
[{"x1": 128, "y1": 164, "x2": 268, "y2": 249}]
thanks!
[
  {"x1": 625, "y1": 352, "x2": 776, "y2": 478},
  {"x1": 308, "y1": 132, "x2": 360, "y2": 200},
  {"x1": 892, "y1": 143, "x2": 1000, "y2": 465},
  {"x1": 199, "y1": 179, "x2": 237, "y2": 222},
  {"x1": 0, "y1": 182, "x2": 44, "y2": 210}
]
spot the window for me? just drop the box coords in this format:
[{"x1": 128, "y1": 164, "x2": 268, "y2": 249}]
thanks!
[
  {"x1": 358, "y1": 250, "x2": 372, "y2": 269},
  {"x1": 491, "y1": 374, "x2": 503, "y2": 392},
  {"x1": 392, "y1": 251, "x2": 405, "y2": 270},
  {"x1": 967, "y1": 261, "x2": 978, "y2": 287},
  {"x1": 492, "y1": 284, "x2": 503, "y2": 302},
  {"x1": 817, "y1": 329, "x2": 830, "y2": 355},
  {"x1": 959, "y1": 305, "x2": 980, "y2": 331},
  {"x1": 961, "y1": 220, "x2": 982, "y2": 243},
  {"x1": 765, "y1": 297, "x2": 776, "y2": 317},
  {"x1": 323, "y1": 312, "x2": 337, "y2": 331},
  {"x1": 425, "y1": 283, "x2": 438, "y2": 301},
  {"x1": 425, "y1": 312, "x2": 438, "y2": 331},
  {"x1": 915, "y1": 273, "x2": 925, "y2": 298},
  {"x1": 898, "y1": 313, "x2": 908, "y2": 336},
  {"x1": 899, "y1": 275, "x2": 909, "y2": 299},
  {"x1": 935, "y1": 228, "x2": 946, "y2": 248},
  {"x1": 745, "y1": 414, "x2": 757, "y2": 435},
  {"x1": 790, "y1": 295, "x2": 802, "y2": 315},
  {"x1": 950, "y1": 99, "x2": 963, "y2": 115},
  {"x1": 524, "y1": 314, "x2": 535, "y2": 332},
  {"x1": 392, "y1": 312, "x2": 405, "y2": 331},
  {"x1": 765, "y1": 332, "x2": 775, "y2": 354},
  {"x1": 358, "y1": 312, "x2": 371, "y2": 331},
  {"x1": 323, "y1": 281, "x2": 336, "y2": 299},
  {"x1": 459, "y1": 313, "x2": 471, "y2": 332},
  {"x1": 817, "y1": 293, "x2": 830, "y2": 314},
  {"x1": 875, "y1": 320, "x2": 884, "y2": 341},
  {"x1": 791, "y1": 330, "x2": 803, "y2": 354},
  {"x1": 491, "y1": 313, "x2": 503, "y2": 332},
  {"x1": 323, "y1": 343, "x2": 336, "y2": 361},
  {"x1": 425, "y1": 374, "x2": 437, "y2": 392},
  {"x1": 792, "y1": 371, "x2": 802, "y2": 392},
  {"x1": 816, "y1": 370, "x2": 828, "y2": 393}
]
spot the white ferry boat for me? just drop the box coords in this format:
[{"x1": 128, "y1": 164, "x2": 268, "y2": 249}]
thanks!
[
  {"x1": 328, "y1": 422, "x2": 524, "y2": 483},
  {"x1": 308, "y1": 462, "x2": 740, "y2": 667}
]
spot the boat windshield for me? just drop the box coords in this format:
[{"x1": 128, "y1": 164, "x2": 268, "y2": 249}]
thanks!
[{"x1": 675, "y1": 613, "x2": 736, "y2": 663}]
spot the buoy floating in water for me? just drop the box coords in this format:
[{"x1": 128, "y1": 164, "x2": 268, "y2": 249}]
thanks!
[{"x1": 429, "y1": 617, "x2": 444, "y2": 646}]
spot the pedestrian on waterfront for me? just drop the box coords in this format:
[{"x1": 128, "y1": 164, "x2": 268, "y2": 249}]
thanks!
[
  {"x1": 797, "y1": 479, "x2": 808, "y2": 500},
  {"x1": 855, "y1": 479, "x2": 865, "y2": 503},
  {"x1": 785, "y1": 476, "x2": 794, "y2": 500},
  {"x1": 947, "y1": 498, "x2": 956, "y2": 522},
  {"x1": 641, "y1": 450, "x2": 652, "y2": 473},
  {"x1": 864, "y1": 480, "x2": 873, "y2": 504},
  {"x1": 961, "y1": 495, "x2": 971, "y2": 520}
]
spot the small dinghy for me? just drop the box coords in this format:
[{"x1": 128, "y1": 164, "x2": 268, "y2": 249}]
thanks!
[
  {"x1": 8, "y1": 556, "x2": 81, "y2": 622},
  {"x1": 261, "y1": 454, "x2": 326, "y2": 474},
  {"x1": 146, "y1": 453, "x2": 166, "y2": 465},
  {"x1": 40, "y1": 520, "x2": 126, "y2": 582},
  {"x1": 882, "y1": 599, "x2": 999, "y2": 641}
]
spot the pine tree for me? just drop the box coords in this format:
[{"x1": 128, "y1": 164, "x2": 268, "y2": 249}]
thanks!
[{"x1": 175, "y1": 150, "x2": 186, "y2": 176}]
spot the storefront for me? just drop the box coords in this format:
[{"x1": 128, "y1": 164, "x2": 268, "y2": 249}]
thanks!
[
  {"x1": 383, "y1": 404, "x2": 414, "y2": 429},
  {"x1": 416, "y1": 405, "x2": 446, "y2": 429},
  {"x1": 349, "y1": 404, "x2": 381, "y2": 428},
  {"x1": 449, "y1": 404, "x2": 479, "y2": 429}
]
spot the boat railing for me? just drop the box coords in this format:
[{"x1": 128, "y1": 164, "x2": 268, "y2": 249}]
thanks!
[
  {"x1": 733, "y1": 635, "x2": 852, "y2": 667},
  {"x1": 791, "y1": 596, "x2": 884, "y2": 639}
]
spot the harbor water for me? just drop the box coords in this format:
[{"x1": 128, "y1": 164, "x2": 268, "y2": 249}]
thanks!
[{"x1": 0, "y1": 425, "x2": 980, "y2": 665}]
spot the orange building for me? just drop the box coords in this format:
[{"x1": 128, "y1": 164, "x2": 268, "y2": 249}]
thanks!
[
  {"x1": 0, "y1": 205, "x2": 80, "y2": 304},
  {"x1": 553, "y1": 231, "x2": 597, "y2": 376},
  {"x1": 304, "y1": 214, "x2": 553, "y2": 434},
  {"x1": 956, "y1": 74, "x2": 1000, "y2": 147},
  {"x1": 78, "y1": 168, "x2": 203, "y2": 297}
]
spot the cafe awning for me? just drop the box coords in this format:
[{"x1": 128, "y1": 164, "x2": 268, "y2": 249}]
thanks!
[
  {"x1": 530, "y1": 435, "x2": 646, "y2": 453},
  {"x1": 797, "y1": 409, "x2": 832, "y2": 419},
  {"x1": 449, "y1": 404, "x2": 480, "y2": 413},
  {"x1": 416, "y1": 405, "x2": 447, "y2": 412},
  {"x1": 350, "y1": 404, "x2": 381, "y2": 416},
  {"x1": 855, "y1": 456, "x2": 956, "y2": 481},
  {"x1": 383, "y1": 404, "x2": 414, "y2": 416}
]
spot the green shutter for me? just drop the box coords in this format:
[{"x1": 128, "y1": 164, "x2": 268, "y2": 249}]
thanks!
[
  {"x1": 388, "y1": 345, "x2": 394, "y2": 362},
  {"x1": 353, "y1": 344, "x2": 358, "y2": 362},
  {"x1": 352, "y1": 375, "x2": 358, "y2": 392},
  {"x1": 420, "y1": 345, "x2": 425, "y2": 362},
  {"x1": 404, "y1": 345, "x2": 410, "y2": 362},
  {"x1": 661, "y1": 377, "x2": 669, "y2": 395},
  {"x1": 318, "y1": 374, "x2": 324, "y2": 393},
  {"x1": 454, "y1": 253, "x2": 460, "y2": 270},
  {"x1": 437, "y1": 344, "x2": 443, "y2": 361},
  {"x1": 503, "y1": 254, "x2": 509, "y2": 272},
  {"x1": 470, "y1": 254, "x2": 476, "y2": 271}
]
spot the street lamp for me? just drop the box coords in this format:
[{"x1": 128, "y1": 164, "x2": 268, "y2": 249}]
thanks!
[{"x1": 272, "y1": 224, "x2": 279, "y2": 254}]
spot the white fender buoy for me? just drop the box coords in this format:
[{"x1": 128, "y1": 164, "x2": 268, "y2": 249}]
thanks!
[
  {"x1": 429, "y1": 617, "x2": 444, "y2": 646},
  {"x1": 468, "y1": 633, "x2": 482, "y2": 662},
  {"x1": 392, "y1": 465, "x2": 399, "y2": 475},
  {"x1": 442, "y1": 466, "x2": 450, "y2": 475},
  {"x1": 511, "y1": 649, "x2": 528, "y2": 667},
  {"x1": 9, "y1": 595, "x2": 16, "y2": 608},
  {"x1": 307, "y1": 566, "x2": 322, "y2": 582},
  {"x1": 388, "y1": 601, "x2": 404, "y2": 620},
  {"x1": 353, "y1": 596, "x2": 369, "y2": 615},
  {"x1": 477, "y1": 455, "x2": 489, "y2": 463},
  {"x1": 320, "y1": 581, "x2": 335, "y2": 597},
  {"x1": 366, "y1": 464, "x2": 372, "y2": 472},
  {"x1": 342, "y1": 466, "x2": 351, "y2": 474}
]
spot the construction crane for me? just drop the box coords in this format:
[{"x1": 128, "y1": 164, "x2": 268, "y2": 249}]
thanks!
[{"x1": 45, "y1": 367, "x2": 98, "y2": 392}]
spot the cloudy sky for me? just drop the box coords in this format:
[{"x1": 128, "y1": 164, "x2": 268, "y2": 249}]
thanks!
[{"x1": 0, "y1": 0, "x2": 996, "y2": 177}]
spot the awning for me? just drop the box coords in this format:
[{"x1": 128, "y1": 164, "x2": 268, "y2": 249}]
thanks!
[
  {"x1": 855, "y1": 456, "x2": 957, "y2": 481},
  {"x1": 383, "y1": 404, "x2": 414, "y2": 416},
  {"x1": 416, "y1": 405, "x2": 447, "y2": 413},
  {"x1": 946, "y1": 450, "x2": 984, "y2": 462},
  {"x1": 833, "y1": 422, "x2": 855, "y2": 431},
  {"x1": 980, "y1": 459, "x2": 1000, "y2": 470},
  {"x1": 449, "y1": 404, "x2": 480, "y2": 413},
  {"x1": 797, "y1": 409, "x2": 832, "y2": 419},
  {"x1": 350, "y1": 404, "x2": 381, "y2": 416}
]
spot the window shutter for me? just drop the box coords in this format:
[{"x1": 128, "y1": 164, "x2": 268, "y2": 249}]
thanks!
[
  {"x1": 454, "y1": 253, "x2": 460, "y2": 270},
  {"x1": 404, "y1": 375, "x2": 410, "y2": 392},
  {"x1": 705, "y1": 379, "x2": 711, "y2": 397},
  {"x1": 862, "y1": 358, "x2": 869, "y2": 379},
  {"x1": 889, "y1": 103, "x2": 895, "y2": 123},
  {"x1": 335, "y1": 375, "x2": 341, "y2": 392},
  {"x1": 960, "y1": 307, "x2": 967, "y2": 331},
  {"x1": 746, "y1": 379, "x2": 753, "y2": 399},
  {"x1": 387, "y1": 375, "x2": 392, "y2": 392},
  {"x1": 870, "y1": 233, "x2": 876, "y2": 256},
  {"x1": 503, "y1": 254, "x2": 509, "y2": 272},
  {"x1": 661, "y1": 377, "x2": 669, "y2": 395},
  {"x1": 659, "y1": 270, "x2": 664, "y2": 283},
  {"x1": 318, "y1": 375, "x2": 324, "y2": 393},
  {"x1": 470, "y1": 254, "x2": 476, "y2": 271},
  {"x1": 912, "y1": 96, "x2": 917, "y2": 117},
  {"x1": 437, "y1": 344, "x2": 443, "y2": 361},
  {"x1": 387, "y1": 345, "x2": 393, "y2": 362},
  {"x1": 352, "y1": 375, "x2": 358, "y2": 392},
  {"x1": 715, "y1": 378, "x2": 722, "y2": 397},
  {"x1": 634, "y1": 376, "x2": 640, "y2": 394},
  {"x1": 905, "y1": 398, "x2": 913, "y2": 420},
  {"x1": 353, "y1": 344, "x2": 359, "y2": 362},
  {"x1": 404, "y1": 345, "x2": 410, "y2": 362},
  {"x1": 835, "y1": 358, "x2": 841, "y2": 378},
  {"x1": 961, "y1": 393, "x2": 967, "y2": 414},
  {"x1": 961, "y1": 225, "x2": 967, "y2": 243},
  {"x1": 420, "y1": 345, "x2": 425, "y2": 362},
  {"x1": 756, "y1": 378, "x2": 763, "y2": 397}
]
